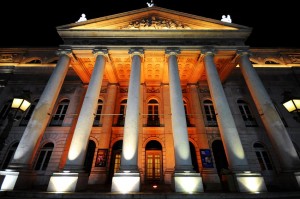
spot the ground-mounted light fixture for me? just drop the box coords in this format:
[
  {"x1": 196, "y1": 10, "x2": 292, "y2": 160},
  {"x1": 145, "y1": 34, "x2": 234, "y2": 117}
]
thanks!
[
  {"x1": 0, "y1": 92, "x2": 31, "y2": 150},
  {"x1": 282, "y1": 91, "x2": 300, "y2": 122}
]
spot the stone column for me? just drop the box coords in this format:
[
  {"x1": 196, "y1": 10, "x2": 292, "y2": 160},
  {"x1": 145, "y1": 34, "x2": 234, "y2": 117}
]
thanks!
[
  {"x1": 166, "y1": 49, "x2": 193, "y2": 172},
  {"x1": 166, "y1": 49, "x2": 203, "y2": 193},
  {"x1": 238, "y1": 51, "x2": 300, "y2": 171},
  {"x1": 111, "y1": 48, "x2": 143, "y2": 193},
  {"x1": 64, "y1": 49, "x2": 108, "y2": 171},
  {"x1": 119, "y1": 48, "x2": 143, "y2": 172},
  {"x1": 203, "y1": 49, "x2": 266, "y2": 192},
  {"x1": 0, "y1": 49, "x2": 72, "y2": 191},
  {"x1": 47, "y1": 49, "x2": 108, "y2": 192},
  {"x1": 203, "y1": 50, "x2": 249, "y2": 171}
]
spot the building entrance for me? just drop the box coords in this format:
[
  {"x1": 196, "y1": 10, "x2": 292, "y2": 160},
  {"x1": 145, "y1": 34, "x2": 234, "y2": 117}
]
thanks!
[
  {"x1": 145, "y1": 140, "x2": 163, "y2": 184},
  {"x1": 146, "y1": 150, "x2": 162, "y2": 182}
]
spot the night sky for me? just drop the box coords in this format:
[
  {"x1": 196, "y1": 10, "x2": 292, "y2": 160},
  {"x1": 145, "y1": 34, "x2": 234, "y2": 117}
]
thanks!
[{"x1": 1, "y1": 0, "x2": 299, "y2": 48}]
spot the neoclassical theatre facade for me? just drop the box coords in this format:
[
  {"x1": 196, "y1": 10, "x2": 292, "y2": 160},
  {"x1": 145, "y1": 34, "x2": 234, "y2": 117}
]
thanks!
[{"x1": 0, "y1": 6, "x2": 300, "y2": 193}]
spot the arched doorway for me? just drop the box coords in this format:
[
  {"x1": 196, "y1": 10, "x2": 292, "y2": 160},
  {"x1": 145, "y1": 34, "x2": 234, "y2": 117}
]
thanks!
[
  {"x1": 212, "y1": 140, "x2": 228, "y2": 177},
  {"x1": 84, "y1": 140, "x2": 96, "y2": 175},
  {"x1": 108, "y1": 140, "x2": 123, "y2": 184},
  {"x1": 145, "y1": 140, "x2": 162, "y2": 184},
  {"x1": 189, "y1": 142, "x2": 199, "y2": 172}
]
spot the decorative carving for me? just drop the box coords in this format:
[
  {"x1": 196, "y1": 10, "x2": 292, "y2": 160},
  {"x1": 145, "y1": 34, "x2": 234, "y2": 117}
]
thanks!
[
  {"x1": 289, "y1": 55, "x2": 300, "y2": 63},
  {"x1": 100, "y1": 88, "x2": 107, "y2": 93},
  {"x1": 199, "y1": 88, "x2": 209, "y2": 93},
  {"x1": 121, "y1": 16, "x2": 190, "y2": 30},
  {"x1": 146, "y1": 87, "x2": 160, "y2": 93},
  {"x1": 0, "y1": 54, "x2": 15, "y2": 62},
  {"x1": 120, "y1": 88, "x2": 128, "y2": 93}
]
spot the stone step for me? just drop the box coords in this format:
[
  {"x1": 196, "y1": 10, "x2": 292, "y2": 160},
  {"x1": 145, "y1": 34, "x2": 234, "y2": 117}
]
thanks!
[{"x1": 1, "y1": 191, "x2": 300, "y2": 199}]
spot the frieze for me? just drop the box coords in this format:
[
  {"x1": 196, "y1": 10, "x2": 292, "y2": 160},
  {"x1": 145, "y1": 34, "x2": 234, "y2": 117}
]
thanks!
[{"x1": 121, "y1": 16, "x2": 191, "y2": 30}]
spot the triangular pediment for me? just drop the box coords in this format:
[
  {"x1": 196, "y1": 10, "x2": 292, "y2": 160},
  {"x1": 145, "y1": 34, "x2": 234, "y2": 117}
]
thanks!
[
  {"x1": 56, "y1": 6, "x2": 252, "y2": 45},
  {"x1": 58, "y1": 6, "x2": 248, "y2": 31}
]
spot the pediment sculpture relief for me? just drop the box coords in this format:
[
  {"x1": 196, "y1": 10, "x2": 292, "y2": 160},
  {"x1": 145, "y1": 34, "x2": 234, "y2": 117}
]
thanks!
[{"x1": 121, "y1": 16, "x2": 191, "y2": 30}]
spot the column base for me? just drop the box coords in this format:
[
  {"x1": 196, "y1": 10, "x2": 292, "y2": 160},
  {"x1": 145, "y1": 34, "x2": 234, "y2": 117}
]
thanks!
[
  {"x1": 47, "y1": 172, "x2": 88, "y2": 192},
  {"x1": 294, "y1": 172, "x2": 300, "y2": 190},
  {"x1": 229, "y1": 172, "x2": 267, "y2": 193},
  {"x1": 0, "y1": 170, "x2": 36, "y2": 191},
  {"x1": 111, "y1": 172, "x2": 140, "y2": 193},
  {"x1": 201, "y1": 170, "x2": 222, "y2": 191},
  {"x1": 173, "y1": 172, "x2": 204, "y2": 193}
]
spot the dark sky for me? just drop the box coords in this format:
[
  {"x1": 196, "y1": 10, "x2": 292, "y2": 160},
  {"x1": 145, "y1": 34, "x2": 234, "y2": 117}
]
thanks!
[{"x1": 1, "y1": 0, "x2": 299, "y2": 48}]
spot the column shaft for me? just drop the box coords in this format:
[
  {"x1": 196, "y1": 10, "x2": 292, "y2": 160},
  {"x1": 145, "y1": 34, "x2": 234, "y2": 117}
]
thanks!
[
  {"x1": 239, "y1": 52, "x2": 300, "y2": 170},
  {"x1": 167, "y1": 51, "x2": 193, "y2": 172},
  {"x1": 65, "y1": 50, "x2": 107, "y2": 169},
  {"x1": 204, "y1": 51, "x2": 248, "y2": 171},
  {"x1": 9, "y1": 50, "x2": 71, "y2": 169},
  {"x1": 120, "y1": 49, "x2": 143, "y2": 171}
]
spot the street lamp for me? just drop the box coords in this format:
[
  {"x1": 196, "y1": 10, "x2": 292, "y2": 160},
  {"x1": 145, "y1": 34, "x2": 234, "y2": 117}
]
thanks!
[
  {"x1": 282, "y1": 91, "x2": 300, "y2": 122},
  {"x1": 0, "y1": 96, "x2": 31, "y2": 150}
]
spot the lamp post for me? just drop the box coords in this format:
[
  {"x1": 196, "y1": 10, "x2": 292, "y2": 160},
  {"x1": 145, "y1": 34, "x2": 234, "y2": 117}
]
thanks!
[
  {"x1": 0, "y1": 97, "x2": 31, "y2": 150},
  {"x1": 282, "y1": 91, "x2": 300, "y2": 122}
]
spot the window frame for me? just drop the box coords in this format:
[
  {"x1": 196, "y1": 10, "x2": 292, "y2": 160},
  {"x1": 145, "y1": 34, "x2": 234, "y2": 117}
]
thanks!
[
  {"x1": 203, "y1": 99, "x2": 217, "y2": 127},
  {"x1": 49, "y1": 99, "x2": 70, "y2": 126}
]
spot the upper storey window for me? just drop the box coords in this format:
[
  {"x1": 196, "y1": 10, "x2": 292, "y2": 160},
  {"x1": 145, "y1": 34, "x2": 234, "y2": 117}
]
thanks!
[
  {"x1": 20, "y1": 99, "x2": 39, "y2": 126},
  {"x1": 93, "y1": 99, "x2": 103, "y2": 126},
  {"x1": 0, "y1": 100, "x2": 12, "y2": 125},
  {"x1": 117, "y1": 99, "x2": 127, "y2": 126},
  {"x1": 184, "y1": 100, "x2": 191, "y2": 127},
  {"x1": 203, "y1": 100, "x2": 217, "y2": 127},
  {"x1": 237, "y1": 99, "x2": 258, "y2": 127},
  {"x1": 49, "y1": 99, "x2": 69, "y2": 126},
  {"x1": 147, "y1": 99, "x2": 160, "y2": 127}
]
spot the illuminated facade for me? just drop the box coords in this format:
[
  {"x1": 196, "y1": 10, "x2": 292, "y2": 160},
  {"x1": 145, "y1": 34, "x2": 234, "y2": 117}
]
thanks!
[{"x1": 0, "y1": 6, "x2": 300, "y2": 193}]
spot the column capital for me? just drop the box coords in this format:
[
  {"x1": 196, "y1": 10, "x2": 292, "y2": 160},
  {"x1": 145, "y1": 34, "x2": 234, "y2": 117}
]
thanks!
[
  {"x1": 165, "y1": 48, "x2": 181, "y2": 56},
  {"x1": 236, "y1": 49, "x2": 252, "y2": 57},
  {"x1": 56, "y1": 49, "x2": 72, "y2": 57},
  {"x1": 93, "y1": 48, "x2": 108, "y2": 56},
  {"x1": 200, "y1": 48, "x2": 215, "y2": 56},
  {"x1": 129, "y1": 48, "x2": 144, "y2": 56},
  {"x1": 93, "y1": 48, "x2": 109, "y2": 61}
]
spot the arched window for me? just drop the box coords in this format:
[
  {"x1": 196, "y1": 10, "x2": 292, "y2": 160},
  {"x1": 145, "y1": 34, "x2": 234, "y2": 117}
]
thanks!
[
  {"x1": 0, "y1": 100, "x2": 12, "y2": 125},
  {"x1": 203, "y1": 100, "x2": 217, "y2": 127},
  {"x1": 253, "y1": 142, "x2": 273, "y2": 171},
  {"x1": 147, "y1": 99, "x2": 160, "y2": 127},
  {"x1": 1, "y1": 142, "x2": 18, "y2": 169},
  {"x1": 19, "y1": 99, "x2": 39, "y2": 126},
  {"x1": 237, "y1": 100, "x2": 258, "y2": 127},
  {"x1": 93, "y1": 99, "x2": 103, "y2": 126},
  {"x1": 49, "y1": 99, "x2": 70, "y2": 126},
  {"x1": 117, "y1": 99, "x2": 127, "y2": 126},
  {"x1": 34, "y1": 142, "x2": 54, "y2": 171}
]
